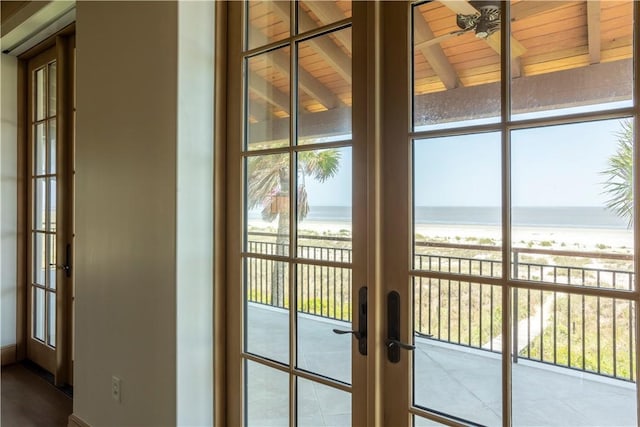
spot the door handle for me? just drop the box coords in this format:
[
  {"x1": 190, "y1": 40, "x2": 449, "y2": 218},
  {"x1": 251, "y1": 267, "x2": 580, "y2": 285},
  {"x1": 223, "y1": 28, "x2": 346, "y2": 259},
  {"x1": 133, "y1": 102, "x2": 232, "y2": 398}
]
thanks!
[
  {"x1": 387, "y1": 290, "x2": 414, "y2": 363},
  {"x1": 332, "y1": 286, "x2": 367, "y2": 356},
  {"x1": 49, "y1": 244, "x2": 72, "y2": 278}
]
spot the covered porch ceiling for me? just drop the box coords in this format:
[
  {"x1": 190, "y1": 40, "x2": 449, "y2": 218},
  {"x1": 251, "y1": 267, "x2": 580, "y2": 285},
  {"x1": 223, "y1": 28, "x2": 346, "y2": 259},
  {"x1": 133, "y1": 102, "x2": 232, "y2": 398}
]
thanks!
[{"x1": 246, "y1": 1, "x2": 633, "y2": 139}]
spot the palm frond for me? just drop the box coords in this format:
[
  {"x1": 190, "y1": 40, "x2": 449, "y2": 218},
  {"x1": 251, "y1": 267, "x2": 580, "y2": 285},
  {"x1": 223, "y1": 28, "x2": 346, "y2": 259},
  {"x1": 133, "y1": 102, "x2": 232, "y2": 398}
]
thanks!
[
  {"x1": 601, "y1": 120, "x2": 634, "y2": 227},
  {"x1": 246, "y1": 149, "x2": 342, "y2": 224}
]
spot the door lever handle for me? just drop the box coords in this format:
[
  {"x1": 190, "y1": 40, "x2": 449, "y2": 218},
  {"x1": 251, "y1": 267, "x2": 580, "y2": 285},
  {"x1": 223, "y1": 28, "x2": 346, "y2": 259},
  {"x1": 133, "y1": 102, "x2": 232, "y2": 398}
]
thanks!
[
  {"x1": 49, "y1": 263, "x2": 70, "y2": 272},
  {"x1": 332, "y1": 286, "x2": 367, "y2": 356},
  {"x1": 385, "y1": 338, "x2": 415, "y2": 351},
  {"x1": 49, "y1": 244, "x2": 72, "y2": 278},
  {"x1": 332, "y1": 329, "x2": 362, "y2": 340},
  {"x1": 387, "y1": 290, "x2": 413, "y2": 363}
]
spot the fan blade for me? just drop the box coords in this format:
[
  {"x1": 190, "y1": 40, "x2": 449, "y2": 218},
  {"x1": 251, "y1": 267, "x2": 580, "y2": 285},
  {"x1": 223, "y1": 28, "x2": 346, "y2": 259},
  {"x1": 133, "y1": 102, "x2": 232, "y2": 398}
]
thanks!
[{"x1": 415, "y1": 29, "x2": 470, "y2": 50}]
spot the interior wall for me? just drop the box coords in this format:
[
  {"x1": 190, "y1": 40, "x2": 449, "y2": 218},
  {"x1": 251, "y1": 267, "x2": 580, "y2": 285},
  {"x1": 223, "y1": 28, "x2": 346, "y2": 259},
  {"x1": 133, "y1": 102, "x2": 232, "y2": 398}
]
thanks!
[
  {"x1": 0, "y1": 53, "x2": 18, "y2": 349},
  {"x1": 74, "y1": 2, "x2": 179, "y2": 425},
  {"x1": 74, "y1": 1, "x2": 215, "y2": 425}
]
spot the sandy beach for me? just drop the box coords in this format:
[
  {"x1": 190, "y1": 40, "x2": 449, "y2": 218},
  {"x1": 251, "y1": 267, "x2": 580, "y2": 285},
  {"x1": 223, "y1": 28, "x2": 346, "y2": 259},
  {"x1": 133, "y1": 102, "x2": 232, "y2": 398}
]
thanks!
[
  {"x1": 249, "y1": 218, "x2": 633, "y2": 252},
  {"x1": 415, "y1": 223, "x2": 633, "y2": 251}
]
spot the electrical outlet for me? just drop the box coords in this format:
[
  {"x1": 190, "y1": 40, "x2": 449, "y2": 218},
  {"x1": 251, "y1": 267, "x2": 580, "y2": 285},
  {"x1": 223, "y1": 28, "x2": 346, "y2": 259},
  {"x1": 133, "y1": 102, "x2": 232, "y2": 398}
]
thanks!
[{"x1": 112, "y1": 376, "x2": 121, "y2": 403}]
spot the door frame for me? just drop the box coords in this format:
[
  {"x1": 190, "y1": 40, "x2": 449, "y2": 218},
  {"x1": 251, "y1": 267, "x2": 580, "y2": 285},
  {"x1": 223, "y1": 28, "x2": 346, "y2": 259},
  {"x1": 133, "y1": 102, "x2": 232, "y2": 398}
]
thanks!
[
  {"x1": 217, "y1": 1, "x2": 640, "y2": 426},
  {"x1": 17, "y1": 28, "x2": 75, "y2": 387}
]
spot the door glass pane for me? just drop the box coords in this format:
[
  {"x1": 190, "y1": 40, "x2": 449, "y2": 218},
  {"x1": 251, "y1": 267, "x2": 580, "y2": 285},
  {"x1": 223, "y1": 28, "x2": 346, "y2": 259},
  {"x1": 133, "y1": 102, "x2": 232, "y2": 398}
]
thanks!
[
  {"x1": 33, "y1": 232, "x2": 46, "y2": 285},
  {"x1": 47, "y1": 291, "x2": 56, "y2": 347},
  {"x1": 48, "y1": 62, "x2": 57, "y2": 116},
  {"x1": 412, "y1": 1, "x2": 501, "y2": 131},
  {"x1": 245, "y1": 258, "x2": 289, "y2": 364},
  {"x1": 34, "y1": 123, "x2": 46, "y2": 176},
  {"x1": 297, "y1": 147, "x2": 351, "y2": 259},
  {"x1": 297, "y1": 378, "x2": 351, "y2": 427},
  {"x1": 511, "y1": 119, "x2": 634, "y2": 289},
  {"x1": 297, "y1": 29, "x2": 352, "y2": 145},
  {"x1": 34, "y1": 178, "x2": 46, "y2": 231},
  {"x1": 246, "y1": 153, "x2": 290, "y2": 254},
  {"x1": 413, "y1": 134, "x2": 502, "y2": 277},
  {"x1": 246, "y1": 360, "x2": 289, "y2": 426},
  {"x1": 49, "y1": 177, "x2": 57, "y2": 232},
  {"x1": 297, "y1": 264, "x2": 351, "y2": 384},
  {"x1": 48, "y1": 234, "x2": 56, "y2": 289},
  {"x1": 48, "y1": 119, "x2": 57, "y2": 174},
  {"x1": 414, "y1": 415, "x2": 448, "y2": 426},
  {"x1": 513, "y1": 292, "x2": 637, "y2": 426},
  {"x1": 413, "y1": 278, "x2": 502, "y2": 426},
  {"x1": 34, "y1": 287, "x2": 45, "y2": 341},
  {"x1": 510, "y1": 0, "x2": 633, "y2": 120},
  {"x1": 246, "y1": 48, "x2": 291, "y2": 151},
  {"x1": 298, "y1": 1, "x2": 352, "y2": 33},
  {"x1": 35, "y1": 68, "x2": 45, "y2": 121},
  {"x1": 246, "y1": 1, "x2": 290, "y2": 50}
]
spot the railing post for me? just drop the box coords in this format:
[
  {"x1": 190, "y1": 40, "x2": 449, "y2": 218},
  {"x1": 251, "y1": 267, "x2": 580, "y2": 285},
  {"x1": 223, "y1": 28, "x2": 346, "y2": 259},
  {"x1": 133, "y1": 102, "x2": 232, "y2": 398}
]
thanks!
[{"x1": 512, "y1": 250, "x2": 519, "y2": 364}]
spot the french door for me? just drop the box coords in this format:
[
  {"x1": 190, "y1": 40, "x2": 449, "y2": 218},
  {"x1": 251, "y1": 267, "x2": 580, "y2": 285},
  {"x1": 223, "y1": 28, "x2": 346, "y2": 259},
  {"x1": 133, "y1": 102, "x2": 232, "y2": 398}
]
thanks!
[
  {"x1": 226, "y1": 1, "x2": 640, "y2": 426},
  {"x1": 25, "y1": 36, "x2": 74, "y2": 386}
]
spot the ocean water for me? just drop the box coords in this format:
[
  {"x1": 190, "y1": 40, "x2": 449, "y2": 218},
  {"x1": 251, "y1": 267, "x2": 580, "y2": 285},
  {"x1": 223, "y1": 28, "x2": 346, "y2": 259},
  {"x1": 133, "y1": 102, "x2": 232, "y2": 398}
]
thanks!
[{"x1": 250, "y1": 206, "x2": 629, "y2": 229}]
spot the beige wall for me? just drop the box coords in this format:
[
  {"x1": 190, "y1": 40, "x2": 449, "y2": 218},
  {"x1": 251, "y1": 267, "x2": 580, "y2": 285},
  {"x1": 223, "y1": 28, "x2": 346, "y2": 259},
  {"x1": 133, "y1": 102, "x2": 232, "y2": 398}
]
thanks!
[
  {"x1": 75, "y1": 1, "x2": 213, "y2": 425},
  {"x1": 1, "y1": 53, "x2": 18, "y2": 349}
]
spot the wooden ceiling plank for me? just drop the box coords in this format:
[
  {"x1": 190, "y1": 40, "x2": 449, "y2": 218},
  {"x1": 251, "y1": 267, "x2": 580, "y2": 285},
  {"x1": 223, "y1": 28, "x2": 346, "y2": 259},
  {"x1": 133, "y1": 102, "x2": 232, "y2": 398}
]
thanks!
[
  {"x1": 296, "y1": 16, "x2": 351, "y2": 83},
  {"x1": 510, "y1": 1, "x2": 573, "y2": 22},
  {"x1": 302, "y1": 33, "x2": 352, "y2": 84},
  {"x1": 587, "y1": 0, "x2": 601, "y2": 64},
  {"x1": 414, "y1": 12, "x2": 461, "y2": 89},
  {"x1": 249, "y1": 23, "x2": 342, "y2": 110},
  {"x1": 270, "y1": 2, "x2": 352, "y2": 85},
  {"x1": 301, "y1": 1, "x2": 352, "y2": 53}
]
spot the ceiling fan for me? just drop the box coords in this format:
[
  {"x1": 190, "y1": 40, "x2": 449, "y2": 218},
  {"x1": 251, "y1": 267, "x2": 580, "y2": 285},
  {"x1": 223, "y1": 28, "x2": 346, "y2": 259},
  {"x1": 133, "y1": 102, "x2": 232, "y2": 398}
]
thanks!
[
  {"x1": 416, "y1": 0, "x2": 577, "y2": 58},
  {"x1": 456, "y1": 1, "x2": 501, "y2": 39},
  {"x1": 416, "y1": 1, "x2": 506, "y2": 50}
]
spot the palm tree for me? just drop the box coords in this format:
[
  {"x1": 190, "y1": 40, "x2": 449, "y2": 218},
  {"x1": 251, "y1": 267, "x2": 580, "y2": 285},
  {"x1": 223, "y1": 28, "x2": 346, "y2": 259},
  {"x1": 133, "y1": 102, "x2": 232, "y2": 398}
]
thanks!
[
  {"x1": 247, "y1": 149, "x2": 341, "y2": 306},
  {"x1": 602, "y1": 120, "x2": 633, "y2": 227}
]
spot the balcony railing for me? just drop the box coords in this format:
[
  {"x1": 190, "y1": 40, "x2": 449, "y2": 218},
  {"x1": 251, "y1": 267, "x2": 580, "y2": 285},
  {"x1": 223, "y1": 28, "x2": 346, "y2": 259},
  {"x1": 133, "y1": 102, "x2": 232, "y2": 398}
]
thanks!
[{"x1": 246, "y1": 232, "x2": 636, "y2": 382}]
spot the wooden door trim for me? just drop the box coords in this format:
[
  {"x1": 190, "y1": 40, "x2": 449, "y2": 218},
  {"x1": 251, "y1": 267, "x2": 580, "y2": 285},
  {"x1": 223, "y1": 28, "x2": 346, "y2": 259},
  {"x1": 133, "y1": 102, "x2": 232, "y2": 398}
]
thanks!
[
  {"x1": 54, "y1": 33, "x2": 75, "y2": 386},
  {"x1": 225, "y1": 2, "x2": 243, "y2": 426},
  {"x1": 213, "y1": 1, "x2": 229, "y2": 426},
  {"x1": 380, "y1": 2, "x2": 412, "y2": 426}
]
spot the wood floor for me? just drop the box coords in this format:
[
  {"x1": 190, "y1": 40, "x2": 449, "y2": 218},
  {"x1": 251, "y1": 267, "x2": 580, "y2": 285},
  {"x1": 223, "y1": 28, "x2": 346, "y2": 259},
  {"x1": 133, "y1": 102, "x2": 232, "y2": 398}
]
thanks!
[{"x1": 1, "y1": 363, "x2": 72, "y2": 427}]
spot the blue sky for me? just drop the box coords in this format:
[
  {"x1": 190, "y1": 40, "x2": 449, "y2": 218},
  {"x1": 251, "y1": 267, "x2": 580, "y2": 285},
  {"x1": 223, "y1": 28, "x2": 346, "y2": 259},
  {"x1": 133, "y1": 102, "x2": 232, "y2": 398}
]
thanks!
[{"x1": 304, "y1": 118, "x2": 630, "y2": 208}]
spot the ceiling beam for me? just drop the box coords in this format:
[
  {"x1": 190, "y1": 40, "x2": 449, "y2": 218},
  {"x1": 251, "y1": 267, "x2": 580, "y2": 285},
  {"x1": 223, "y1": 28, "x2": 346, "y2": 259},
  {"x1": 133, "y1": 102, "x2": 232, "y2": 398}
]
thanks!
[
  {"x1": 301, "y1": 1, "x2": 352, "y2": 54},
  {"x1": 248, "y1": 71, "x2": 290, "y2": 113},
  {"x1": 271, "y1": 2, "x2": 351, "y2": 84},
  {"x1": 413, "y1": 12, "x2": 461, "y2": 90},
  {"x1": 511, "y1": 57, "x2": 522, "y2": 79},
  {"x1": 587, "y1": 1, "x2": 601, "y2": 64}
]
